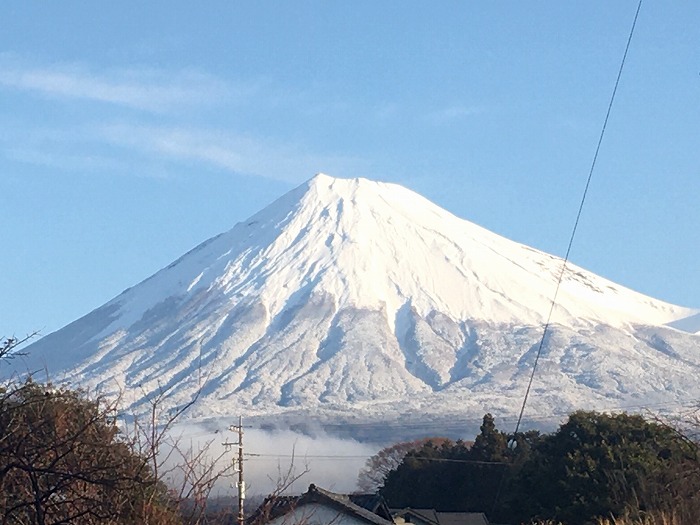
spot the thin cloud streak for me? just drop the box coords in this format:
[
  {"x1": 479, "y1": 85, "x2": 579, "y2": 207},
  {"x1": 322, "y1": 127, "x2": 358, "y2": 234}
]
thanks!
[
  {"x1": 99, "y1": 123, "x2": 367, "y2": 183},
  {"x1": 0, "y1": 56, "x2": 369, "y2": 181},
  {"x1": 1, "y1": 119, "x2": 367, "y2": 182},
  {"x1": 0, "y1": 55, "x2": 228, "y2": 112},
  {"x1": 425, "y1": 105, "x2": 484, "y2": 124},
  {"x1": 5, "y1": 147, "x2": 125, "y2": 173}
]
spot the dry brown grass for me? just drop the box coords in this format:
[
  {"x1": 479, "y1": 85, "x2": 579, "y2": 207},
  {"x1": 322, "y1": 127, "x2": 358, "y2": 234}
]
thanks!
[
  {"x1": 529, "y1": 513, "x2": 685, "y2": 525},
  {"x1": 596, "y1": 514, "x2": 681, "y2": 525}
]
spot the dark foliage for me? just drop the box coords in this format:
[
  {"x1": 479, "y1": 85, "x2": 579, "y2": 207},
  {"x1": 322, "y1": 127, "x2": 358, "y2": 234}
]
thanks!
[
  {"x1": 511, "y1": 411, "x2": 699, "y2": 524},
  {"x1": 0, "y1": 378, "x2": 182, "y2": 524},
  {"x1": 381, "y1": 414, "x2": 539, "y2": 521},
  {"x1": 381, "y1": 411, "x2": 700, "y2": 525}
]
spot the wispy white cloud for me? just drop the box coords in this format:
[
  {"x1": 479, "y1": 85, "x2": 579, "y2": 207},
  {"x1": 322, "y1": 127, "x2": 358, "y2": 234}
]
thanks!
[
  {"x1": 0, "y1": 116, "x2": 366, "y2": 182},
  {"x1": 364, "y1": 101, "x2": 486, "y2": 126},
  {"x1": 0, "y1": 54, "x2": 229, "y2": 112},
  {"x1": 5, "y1": 147, "x2": 124, "y2": 173},
  {"x1": 373, "y1": 102, "x2": 401, "y2": 123},
  {"x1": 99, "y1": 123, "x2": 366, "y2": 183},
  {"x1": 0, "y1": 122, "x2": 128, "y2": 173},
  {"x1": 0, "y1": 55, "x2": 368, "y2": 181},
  {"x1": 425, "y1": 104, "x2": 484, "y2": 124}
]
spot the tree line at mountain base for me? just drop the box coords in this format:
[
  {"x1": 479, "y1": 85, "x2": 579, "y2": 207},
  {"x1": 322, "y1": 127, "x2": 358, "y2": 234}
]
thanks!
[{"x1": 377, "y1": 411, "x2": 700, "y2": 525}]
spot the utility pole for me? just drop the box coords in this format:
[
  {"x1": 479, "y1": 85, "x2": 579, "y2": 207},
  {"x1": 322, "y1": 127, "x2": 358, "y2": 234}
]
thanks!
[{"x1": 223, "y1": 416, "x2": 245, "y2": 525}]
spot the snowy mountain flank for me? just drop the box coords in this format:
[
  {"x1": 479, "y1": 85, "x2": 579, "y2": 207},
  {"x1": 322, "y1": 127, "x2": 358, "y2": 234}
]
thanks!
[{"x1": 15, "y1": 174, "x2": 700, "y2": 428}]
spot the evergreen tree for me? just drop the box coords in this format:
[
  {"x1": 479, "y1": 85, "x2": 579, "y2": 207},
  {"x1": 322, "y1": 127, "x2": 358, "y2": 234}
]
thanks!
[
  {"x1": 470, "y1": 413, "x2": 508, "y2": 461},
  {"x1": 509, "y1": 411, "x2": 698, "y2": 525},
  {"x1": 381, "y1": 411, "x2": 699, "y2": 525}
]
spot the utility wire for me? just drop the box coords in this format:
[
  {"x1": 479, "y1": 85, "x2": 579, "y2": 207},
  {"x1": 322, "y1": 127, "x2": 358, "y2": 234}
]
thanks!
[
  {"x1": 246, "y1": 453, "x2": 371, "y2": 459},
  {"x1": 491, "y1": 1, "x2": 644, "y2": 517},
  {"x1": 246, "y1": 453, "x2": 510, "y2": 465},
  {"x1": 245, "y1": 453, "x2": 508, "y2": 466},
  {"x1": 512, "y1": 0, "x2": 644, "y2": 439}
]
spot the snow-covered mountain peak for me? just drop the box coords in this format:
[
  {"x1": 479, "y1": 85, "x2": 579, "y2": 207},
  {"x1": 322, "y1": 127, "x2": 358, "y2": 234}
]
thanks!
[
  {"x1": 13, "y1": 173, "x2": 699, "y2": 424},
  {"x1": 87, "y1": 173, "x2": 694, "y2": 339},
  {"x1": 230, "y1": 173, "x2": 692, "y2": 328}
]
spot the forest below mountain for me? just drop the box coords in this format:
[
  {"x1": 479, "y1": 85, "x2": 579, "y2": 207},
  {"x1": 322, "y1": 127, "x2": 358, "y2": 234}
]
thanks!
[{"x1": 377, "y1": 411, "x2": 700, "y2": 525}]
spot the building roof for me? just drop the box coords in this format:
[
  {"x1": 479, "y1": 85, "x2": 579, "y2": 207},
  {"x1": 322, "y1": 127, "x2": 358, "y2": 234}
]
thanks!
[
  {"x1": 248, "y1": 484, "x2": 395, "y2": 525},
  {"x1": 391, "y1": 508, "x2": 490, "y2": 525},
  {"x1": 348, "y1": 493, "x2": 394, "y2": 521},
  {"x1": 392, "y1": 508, "x2": 440, "y2": 525},
  {"x1": 437, "y1": 512, "x2": 489, "y2": 525}
]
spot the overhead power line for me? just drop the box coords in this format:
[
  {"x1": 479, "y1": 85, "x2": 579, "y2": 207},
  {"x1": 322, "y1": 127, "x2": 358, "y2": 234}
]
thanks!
[
  {"x1": 491, "y1": 0, "x2": 645, "y2": 517},
  {"x1": 244, "y1": 453, "x2": 508, "y2": 466},
  {"x1": 512, "y1": 0, "x2": 645, "y2": 439}
]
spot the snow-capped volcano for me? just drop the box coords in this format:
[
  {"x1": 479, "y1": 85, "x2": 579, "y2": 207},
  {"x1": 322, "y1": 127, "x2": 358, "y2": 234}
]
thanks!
[{"x1": 14, "y1": 174, "x2": 700, "y2": 426}]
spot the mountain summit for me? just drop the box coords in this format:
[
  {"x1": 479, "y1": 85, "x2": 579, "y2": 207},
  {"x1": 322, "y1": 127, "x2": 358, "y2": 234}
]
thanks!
[{"x1": 15, "y1": 174, "x2": 700, "y2": 425}]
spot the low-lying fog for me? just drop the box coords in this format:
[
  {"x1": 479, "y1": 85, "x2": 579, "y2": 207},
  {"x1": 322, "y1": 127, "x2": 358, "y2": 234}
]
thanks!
[{"x1": 161, "y1": 422, "x2": 382, "y2": 498}]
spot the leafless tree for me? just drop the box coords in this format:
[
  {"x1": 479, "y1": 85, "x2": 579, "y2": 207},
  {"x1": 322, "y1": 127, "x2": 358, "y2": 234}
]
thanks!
[
  {"x1": 123, "y1": 386, "x2": 236, "y2": 524},
  {"x1": 247, "y1": 447, "x2": 311, "y2": 525},
  {"x1": 0, "y1": 331, "x2": 37, "y2": 363},
  {"x1": 357, "y1": 438, "x2": 454, "y2": 492},
  {"x1": 0, "y1": 375, "x2": 239, "y2": 524},
  {"x1": 0, "y1": 379, "x2": 179, "y2": 524},
  {"x1": 0, "y1": 332, "x2": 341, "y2": 524}
]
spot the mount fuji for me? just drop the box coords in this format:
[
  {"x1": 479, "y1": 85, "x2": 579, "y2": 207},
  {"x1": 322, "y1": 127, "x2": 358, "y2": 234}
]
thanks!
[{"x1": 13, "y1": 174, "x2": 700, "y2": 431}]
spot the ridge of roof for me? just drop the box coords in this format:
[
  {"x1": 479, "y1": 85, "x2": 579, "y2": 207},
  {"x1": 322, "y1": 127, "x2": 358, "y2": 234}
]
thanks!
[
  {"x1": 307, "y1": 484, "x2": 394, "y2": 525},
  {"x1": 248, "y1": 484, "x2": 394, "y2": 525}
]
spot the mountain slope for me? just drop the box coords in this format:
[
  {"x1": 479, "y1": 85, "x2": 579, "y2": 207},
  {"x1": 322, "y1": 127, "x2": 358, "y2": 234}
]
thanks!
[{"x1": 13, "y1": 174, "x2": 699, "y2": 423}]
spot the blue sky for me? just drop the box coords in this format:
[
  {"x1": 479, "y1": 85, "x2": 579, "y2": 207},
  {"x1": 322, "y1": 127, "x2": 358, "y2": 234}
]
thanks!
[{"x1": 2, "y1": 1, "x2": 699, "y2": 340}]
